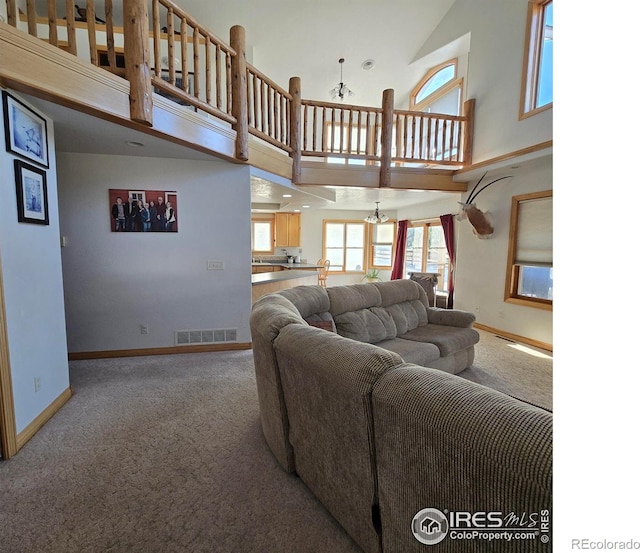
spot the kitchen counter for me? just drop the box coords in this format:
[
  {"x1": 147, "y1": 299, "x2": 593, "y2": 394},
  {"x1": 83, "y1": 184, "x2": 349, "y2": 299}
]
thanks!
[
  {"x1": 251, "y1": 262, "x2": 322, "y2": 270},
  {"x1": 251, "y1": 270, "x2": 320, "y2": 302}
]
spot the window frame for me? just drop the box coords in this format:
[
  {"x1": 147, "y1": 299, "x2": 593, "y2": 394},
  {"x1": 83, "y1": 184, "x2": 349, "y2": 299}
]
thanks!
[
  {"x1": 504, "y1": 190, "x2": 553, "y2": 310},
  {"x1": 409, "y1": 59, "x2": 462, "y2": 114},
  {"x1": 403, "y1": 220, "x2": 450, "y2": 292},
  {"x1": 322, "y1": 219, "x2": 397, "y2": 273},
  {"x1": 519, "y1": 0, "x2": 553, "y2": 119},
  {"x1": 369, "y1": 221, "x2": 397, "y2": 270},
  {"x1": 251, "y1": 214, "x2": 275, "y2": 255},
  {"x1": 322, "y1": 219, "x2": 367, "y2": 273}
]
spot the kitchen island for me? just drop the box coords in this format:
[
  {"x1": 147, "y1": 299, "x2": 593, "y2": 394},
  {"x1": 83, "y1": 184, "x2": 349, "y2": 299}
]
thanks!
[{"x1": 251, "y1": 270, "x2": 319, "y2": 303}]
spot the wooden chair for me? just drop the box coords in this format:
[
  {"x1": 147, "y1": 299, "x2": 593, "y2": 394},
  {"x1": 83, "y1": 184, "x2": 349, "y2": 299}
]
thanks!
[{"x1": 318, "y1": 259, "x2": 330, "y2": 288}]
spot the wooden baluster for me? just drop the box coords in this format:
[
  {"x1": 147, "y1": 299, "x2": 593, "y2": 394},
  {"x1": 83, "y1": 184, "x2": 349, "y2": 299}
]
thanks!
[
  {"x1": 426, "y1": 116, "x2": 433, "y2": 161},
  {"x1": 230, "y1": 25, "x2": 248, "y2": 160},
  {"x1": 152, "y1": 0, "x2": 160, "y2": 76},
  {"x1": 285, "y1": 95, "x2": 289, "y2": 144},
  {"x1": 192, "y1": 27, "x2": 200, "y2": 99},
  {"x1": 274, "y1": 91, "x2": 280, "y2": 142},
  {"x1": 402, "y1": 114, "x2": 408, "y2": 158},
  {"x1": 418, "y1": 115, "x2": 424, "y2": 160},
  {"x1": 448, "y1": 120, "x2": 455, "y2": 162},
  {"x1": 214, "y1": 43, "x2": 221, "y2": 108},
  {"x1": 355, "y1": 110, "x2": 361, "y2": 155},
  {"x1": 64, "y1": 0, "x2": 77, "y2": 55},
  {"x1": 365, "y1": 111, "x2": 371, "y2": 156},
  {"x1": 380, "y1": 89, "x2": 394, "y2": 187},
  {"x1": 289, "y1": 77, "x2": 301, "y2": 184},
  {"x1": 47, "y1": 0, "x2": 58, "y2": 46},
  {"x1": 330, "y1": 108, "x2": 335, "y2": 153},
  {"x1": 267, "y1": 85, "x2": 272, "y2": 138},
  {"x1": 106, "y1": 0, "x2": 116, "y2": 71},
  {"x1": 26, "y1": 0, "x2": 37, "y2": 36},
  {"x1": 123, "y1": 0, "x2": 153, "y2": 125},
  {"x1": 321, "y1": 108, "x2": 327, "y2": 153},
  {"x1": 440, "y1": 118, "x2": 446, "y2": 161},
  {"x1": 205, "y1": 38, "x2": 212, "y2": 105},
  {"x1": 251, "y1": 69, "x2": 258, "y2": 126},
  {"x1": 339, "y1": 109, "x2": 345, "y2": 153},
  {"x1": 225, "y1": 51, "x2": 232, "y2": 115},
  {"x1": 87, "y1": 0, "x2": 97, "y2": 65},
  {"x1": 167, "y1": 7, "x2": 175, "y2": 84},
  {"x1": 180, "y1": 17, "x2": 188, "y2": 92},
  {"x1": 6, "y1": 0, "x2": 17, "y2": 27},
  {"x1": 411, "y1": 115, "x2": 417, "y2": 158}
]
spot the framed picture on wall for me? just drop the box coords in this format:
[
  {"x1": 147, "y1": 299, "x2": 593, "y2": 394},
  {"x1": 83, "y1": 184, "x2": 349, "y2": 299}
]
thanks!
[
  {"x1": 2, "y1": 91, "x2": 49, "y2": 168},
  {"x1": 109, "y1": 189, "x2": 178, "y2": 233},
  {"x1": 14, "y1": 160, "x2": 49, "y2": 225}
]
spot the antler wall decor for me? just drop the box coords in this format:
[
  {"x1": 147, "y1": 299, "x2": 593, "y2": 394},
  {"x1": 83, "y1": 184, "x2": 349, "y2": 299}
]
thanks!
[{"x1": 456, "y1": 172, "x2": 513, "y2": 239}]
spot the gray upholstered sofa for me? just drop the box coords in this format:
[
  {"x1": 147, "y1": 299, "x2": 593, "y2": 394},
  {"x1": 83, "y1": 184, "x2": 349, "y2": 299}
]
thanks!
[{"x1": 250, "y1": 280, "x2": 552, "y2": 553}]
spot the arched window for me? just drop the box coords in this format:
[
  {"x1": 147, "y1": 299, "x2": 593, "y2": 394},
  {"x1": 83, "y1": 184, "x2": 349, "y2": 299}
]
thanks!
[{"x1": 410, "y1": 60, "x2": 462, "y2": 116}]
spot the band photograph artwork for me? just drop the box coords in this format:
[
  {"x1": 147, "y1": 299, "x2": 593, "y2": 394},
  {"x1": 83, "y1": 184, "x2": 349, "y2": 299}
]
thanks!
[
  {"x1": 3, "y1": 90, "x2": 49, "y2": 168},
  {"x1": 109, "y1": 189, "x2": 178, "y2": 233},
  {"x1": 14, "y1": 160, "x2": 49, "y2": 225}
]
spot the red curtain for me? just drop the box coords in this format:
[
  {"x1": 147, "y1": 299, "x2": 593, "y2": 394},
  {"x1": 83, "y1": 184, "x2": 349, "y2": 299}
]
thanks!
[
  {"x1": 391, "y1": 220, "x2": 408, "y2": 280},
  {"x1": 440, "y1": 214, "x2": 455, "y2": 308}
]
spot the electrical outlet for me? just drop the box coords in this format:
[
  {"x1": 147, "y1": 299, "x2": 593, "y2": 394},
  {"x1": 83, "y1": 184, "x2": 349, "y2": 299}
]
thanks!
[
  {"x1": 34, "y1": 377, "x2": 41, "y2": 392},
  {"x1": 140, "y1": 324, "x2": 149, "y2": 334},
  {"x1": 207, "y1": 260, "x2": 224, "y2": 271}
]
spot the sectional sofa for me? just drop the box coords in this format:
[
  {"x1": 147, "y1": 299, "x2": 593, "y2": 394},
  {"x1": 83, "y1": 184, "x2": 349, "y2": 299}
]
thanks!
[{"x1": 249, "y1": 280, "x2": 552, "y2": 553}]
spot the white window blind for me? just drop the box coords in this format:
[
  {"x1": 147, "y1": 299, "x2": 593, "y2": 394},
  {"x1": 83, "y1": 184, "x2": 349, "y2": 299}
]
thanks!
[{"x1": 515, "y1": 196, "x2": 552, "y2": 266}]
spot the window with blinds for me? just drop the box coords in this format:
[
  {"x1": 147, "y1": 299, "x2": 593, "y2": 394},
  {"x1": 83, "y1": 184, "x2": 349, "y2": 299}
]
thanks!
[{"x1": 505, "y1": 190, "x2": 553, "y2": 309}]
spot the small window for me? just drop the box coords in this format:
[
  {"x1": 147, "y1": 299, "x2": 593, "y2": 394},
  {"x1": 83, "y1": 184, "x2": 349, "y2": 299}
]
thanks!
[
  {"x1": 520, "y1": 0, "x2": 553, "y2": 118},
  {"x1": 252, "y1": 216, "x2": 274, "y2": 254},
  {"x1": 414, "y1": 64, "x2": 456, "y2": 104},
  {"x1": 370, "y1": 222, "x2": 396, "y2": 269},
  {"x1": 504, "y1": 190, "x2": 553, "y2": 309},
  {"x1": 409, "y1": 60, "x2": 461, "y2": 115},
  {"x1": 323, "y1": 221, "x2": 366, "y2": 272}
]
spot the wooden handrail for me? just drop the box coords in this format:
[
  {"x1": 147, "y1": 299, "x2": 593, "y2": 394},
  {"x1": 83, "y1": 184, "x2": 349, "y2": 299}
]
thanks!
[{"x1": 5, "y1": 0, "x2": 476, "y2": 176}]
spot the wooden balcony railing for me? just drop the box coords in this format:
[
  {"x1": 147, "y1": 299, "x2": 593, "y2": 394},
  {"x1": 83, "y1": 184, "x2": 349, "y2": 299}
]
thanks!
[{"x1": 4, "y1": 0, "x2": 475, "y2": 182}]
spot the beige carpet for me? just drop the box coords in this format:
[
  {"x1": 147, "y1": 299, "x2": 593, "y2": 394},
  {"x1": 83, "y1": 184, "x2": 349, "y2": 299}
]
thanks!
[{"x1": 0, "y1": 329, "x2": 551, "y2": 553}]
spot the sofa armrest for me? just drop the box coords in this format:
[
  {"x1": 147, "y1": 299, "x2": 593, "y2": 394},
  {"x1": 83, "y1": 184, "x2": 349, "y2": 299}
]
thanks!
[
  {"x1": 372, "y1": 364, "x2": 552, "y2": 552},
  {"x1": 426, "y1": 306, "x2": 476, "y2": 327}
]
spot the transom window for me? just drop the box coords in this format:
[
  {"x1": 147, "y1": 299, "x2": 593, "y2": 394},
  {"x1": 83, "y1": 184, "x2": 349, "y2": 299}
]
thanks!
[{"x1": 409, "y1": 60, "x2": 462, "y2": 115}]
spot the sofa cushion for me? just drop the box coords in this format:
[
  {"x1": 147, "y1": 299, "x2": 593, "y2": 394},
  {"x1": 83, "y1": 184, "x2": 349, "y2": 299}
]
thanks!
[
  {"x1": 399, "y1": 323, "x2": 480, "y2": 357},
  {"x1": 376, "y1": 337, "x2": 440, "y2": 365},
  {"x1": 327, "y1": 283, "x2": 382, "y2": 316},
  {"x1": 334, "y1": 307, "x2": 396, "y2": 344},
  {"x1": 384, "y1": 300, "x2": 428, "y2": 335},
  {"x1": 373, "y1": 279, "x2": 429, "y2": 307}
]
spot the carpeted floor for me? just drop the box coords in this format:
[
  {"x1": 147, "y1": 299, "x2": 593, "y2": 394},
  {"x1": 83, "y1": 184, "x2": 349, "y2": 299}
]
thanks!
[{"x1": 0, "y1": 329, "x2": 551, "y2": 553}]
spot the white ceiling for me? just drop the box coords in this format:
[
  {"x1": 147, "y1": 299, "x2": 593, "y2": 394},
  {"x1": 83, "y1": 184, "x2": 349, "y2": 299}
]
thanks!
[{"x1": 24, "y1": 0, "x2": 469, "y2": 213}]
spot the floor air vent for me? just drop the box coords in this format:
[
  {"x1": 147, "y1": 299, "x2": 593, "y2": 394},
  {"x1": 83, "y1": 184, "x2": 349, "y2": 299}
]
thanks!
[{"x1": 175, "y1": 329, "x2": 237, "y2": 345}]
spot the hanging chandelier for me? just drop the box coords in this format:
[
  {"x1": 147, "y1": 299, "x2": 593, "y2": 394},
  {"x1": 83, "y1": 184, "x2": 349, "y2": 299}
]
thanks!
[
  {"x1": 329, "y1": 58, "x2": 354, "y2": 101},
  {"x1": 364, "y1": 202, "x2": 388, "y2": 224}
]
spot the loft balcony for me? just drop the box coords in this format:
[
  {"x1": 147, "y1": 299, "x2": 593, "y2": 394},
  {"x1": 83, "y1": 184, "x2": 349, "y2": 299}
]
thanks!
[{"x1": 0, "y1": 0, "x2": 477, "y2": 194}]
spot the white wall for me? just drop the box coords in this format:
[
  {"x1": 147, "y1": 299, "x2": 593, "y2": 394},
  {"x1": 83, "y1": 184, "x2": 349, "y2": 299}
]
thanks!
[
  {"x1": 57, "y1": 153, "x2": 252, "y2": 352},
  {"x1": 0, "y1": 90, "x2": 70, "y2": 434},
  {"x1": 398, "y1": 157, "x2": 553, "y2": 346},
  {"x1": 419, "y1": 0, "x2": 552, "y2": 161}
]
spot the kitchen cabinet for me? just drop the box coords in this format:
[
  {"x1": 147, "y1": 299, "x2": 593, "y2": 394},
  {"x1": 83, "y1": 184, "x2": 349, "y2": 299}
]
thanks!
[{"x1": 274, "y1": 213, "x2": 300, "y2": 247}]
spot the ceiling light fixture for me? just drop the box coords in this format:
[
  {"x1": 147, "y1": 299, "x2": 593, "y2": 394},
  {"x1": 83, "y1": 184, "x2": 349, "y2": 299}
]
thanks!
[
  {"x1": 364, "y1": 202, "x2": 388, "y2": 224},
  {"x1": 330, "y1": 58, "x2": 354, "y2": 101}
]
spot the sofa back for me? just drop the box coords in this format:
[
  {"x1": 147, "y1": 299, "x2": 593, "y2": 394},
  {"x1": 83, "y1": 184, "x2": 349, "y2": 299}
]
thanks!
[
  {"x1": 274, "y1": 323, "x2": 404, "y2": 553},
  {"x1": 325, "y1": 280, "x2": 431, "y2": 342}
]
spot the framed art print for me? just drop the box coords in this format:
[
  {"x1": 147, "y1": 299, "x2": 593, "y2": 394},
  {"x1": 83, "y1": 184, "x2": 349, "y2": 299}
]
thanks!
[
  {"x1": 14, "y1": 160, "x2": 49, "y2": 225},
  {"x1": 3, "y1": 90, "x2": 49, "y2": 168}
]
